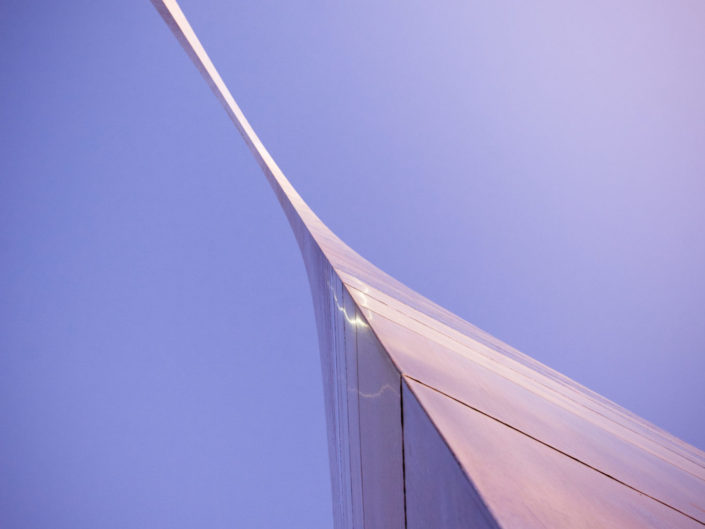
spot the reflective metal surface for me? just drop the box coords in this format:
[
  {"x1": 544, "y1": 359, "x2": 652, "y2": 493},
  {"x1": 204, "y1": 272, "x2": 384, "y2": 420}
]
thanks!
[
  {"x1": 404, "y1": 379, "x2": 703, "y2": 529},
  {"x1": 152, "y1": 1, "x2": 705, "y2": 527},
  {"x1": 402, "y1": 381, "x2": 500, "y2": 529}
]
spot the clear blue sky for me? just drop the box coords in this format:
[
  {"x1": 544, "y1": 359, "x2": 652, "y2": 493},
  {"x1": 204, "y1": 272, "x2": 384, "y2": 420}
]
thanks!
[{"x1": 1, "y1": 1, "x2": 704, "y2": 527}]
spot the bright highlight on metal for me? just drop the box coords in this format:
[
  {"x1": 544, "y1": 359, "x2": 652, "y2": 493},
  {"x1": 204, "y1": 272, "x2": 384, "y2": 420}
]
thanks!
[{"x1": 151, "y1": 1, "x2": 705, "y2": 527}]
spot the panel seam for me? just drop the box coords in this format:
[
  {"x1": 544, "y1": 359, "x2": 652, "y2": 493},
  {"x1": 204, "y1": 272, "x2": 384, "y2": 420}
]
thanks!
[{"x1": 405, "y1": 375, "x2": 705, "y2": 527}]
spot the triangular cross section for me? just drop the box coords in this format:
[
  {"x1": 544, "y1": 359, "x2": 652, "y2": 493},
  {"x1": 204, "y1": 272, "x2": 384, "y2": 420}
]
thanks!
[{"x1": 151, "y1": 2, "x2": 705, "y2": 527}]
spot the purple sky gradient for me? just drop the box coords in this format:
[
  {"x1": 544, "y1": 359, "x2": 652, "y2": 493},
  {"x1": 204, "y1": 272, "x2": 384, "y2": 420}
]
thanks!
[{"x1": 1, "y1": 1, "x2": 704, "y2": 527}]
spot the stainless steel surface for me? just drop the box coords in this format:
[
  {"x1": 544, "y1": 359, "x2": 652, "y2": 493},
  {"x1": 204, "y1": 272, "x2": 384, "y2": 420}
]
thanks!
[
  {"x1": 402, "y1": 380, "x2": 503, "y2": 529},
  {"x1": 404, "y1": 378, "x2": 703, "y2": 528},
  {"x1": 151, "y1": 1, "x2": 705, "y2": 527}
]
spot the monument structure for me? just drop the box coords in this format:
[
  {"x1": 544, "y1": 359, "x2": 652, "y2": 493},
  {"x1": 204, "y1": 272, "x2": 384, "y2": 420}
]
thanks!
[{"x1": 151, "y1": 1, "x2": 705, "y2": 527}]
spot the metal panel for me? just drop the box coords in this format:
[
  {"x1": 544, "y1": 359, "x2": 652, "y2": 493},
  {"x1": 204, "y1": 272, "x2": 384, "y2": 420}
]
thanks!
[
  {"x1": 353, "y1": 293, "x2": 404, "y2": 529},
  {"x1": 300, "y1": 252, "x2": 405, "y2": 528},
  {"x1": 402, "y1": 380, "x2": 500, "y2": 529},
  {"x1": 405, "y1": 378, "x2": 702, "y2": 529}
]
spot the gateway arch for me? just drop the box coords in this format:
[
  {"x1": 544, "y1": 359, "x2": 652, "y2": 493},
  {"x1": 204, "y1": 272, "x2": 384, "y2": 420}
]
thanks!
[{"x1": 151, "y1": 2, "x2": 705, "y2": 527}]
